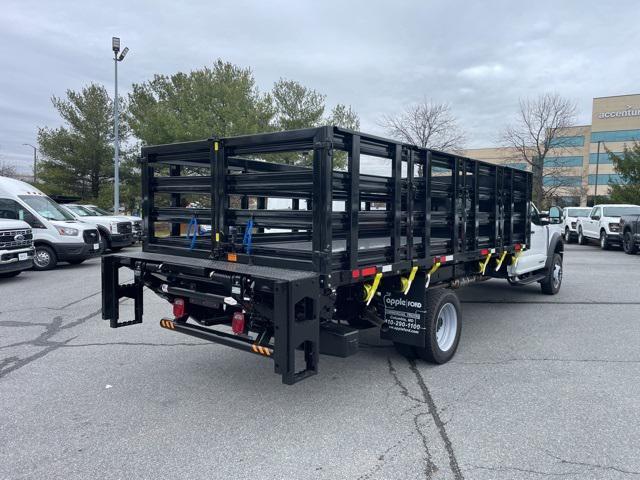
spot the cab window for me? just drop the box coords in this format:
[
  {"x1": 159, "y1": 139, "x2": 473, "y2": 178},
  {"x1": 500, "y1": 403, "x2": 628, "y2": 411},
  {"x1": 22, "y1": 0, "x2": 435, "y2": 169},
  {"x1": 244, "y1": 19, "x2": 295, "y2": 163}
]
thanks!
[
  {"x1": 591, "y1": 207, "x2": 601, "y2": 219},
  {"x1": 0, "y1": 198, "x2": 44, "y2": 228}
]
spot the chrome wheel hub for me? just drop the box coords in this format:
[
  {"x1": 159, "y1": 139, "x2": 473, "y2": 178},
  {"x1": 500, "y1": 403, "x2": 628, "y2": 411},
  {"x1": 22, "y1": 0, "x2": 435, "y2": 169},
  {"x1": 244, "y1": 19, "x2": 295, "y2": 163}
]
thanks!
[
  {"x1": 34, "y1": 249, "x2": 50, "y2": 268},
  {"x1": 435, "y1": 303, "x2": 458, "y2": 352}
]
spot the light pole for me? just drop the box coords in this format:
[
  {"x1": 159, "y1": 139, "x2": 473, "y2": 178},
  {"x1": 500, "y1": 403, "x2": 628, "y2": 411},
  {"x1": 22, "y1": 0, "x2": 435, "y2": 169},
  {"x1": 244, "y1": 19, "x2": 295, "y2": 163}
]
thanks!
[
  {"x1": 112, "y1": 37, "x2": 129, "y2": 214},
  {"x1": 594, "y1": 140, "x2": 603, "y2": 201},
  {"x1": 22, "y1": 143, "x2": 37, "y2": 183}
]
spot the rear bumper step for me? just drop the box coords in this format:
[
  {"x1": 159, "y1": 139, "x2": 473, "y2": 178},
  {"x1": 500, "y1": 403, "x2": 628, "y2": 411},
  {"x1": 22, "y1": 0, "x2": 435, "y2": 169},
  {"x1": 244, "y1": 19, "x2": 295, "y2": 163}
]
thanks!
[{"x1": 159, "y1": 318, "x2": 273, "y2": 358}]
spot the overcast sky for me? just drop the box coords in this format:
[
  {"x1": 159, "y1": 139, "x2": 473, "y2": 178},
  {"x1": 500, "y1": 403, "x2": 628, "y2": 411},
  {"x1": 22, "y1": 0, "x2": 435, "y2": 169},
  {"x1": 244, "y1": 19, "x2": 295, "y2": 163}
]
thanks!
[{"x1": 1, "y1": 0, "x2": 639, "y2": 173}]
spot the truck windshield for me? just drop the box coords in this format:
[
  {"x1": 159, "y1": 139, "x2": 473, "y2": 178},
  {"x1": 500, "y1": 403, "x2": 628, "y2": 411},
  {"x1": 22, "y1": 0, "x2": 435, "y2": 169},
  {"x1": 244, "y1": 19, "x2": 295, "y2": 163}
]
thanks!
[
  {"x1": 603, "y1": 206, "x2": 640, "y2": 216},
  {"x1": 19, "y1": 195, "x2": 75, "y2": 221},
  {"x1": 66, "y1": 205, "x2": 95, "y2": 217},
  {"x1": 86, "y1": 206, "x2": 111, "y2": 216},
  {"x1": 566, "y1": 208, "x2": 591, "y2": 217}
]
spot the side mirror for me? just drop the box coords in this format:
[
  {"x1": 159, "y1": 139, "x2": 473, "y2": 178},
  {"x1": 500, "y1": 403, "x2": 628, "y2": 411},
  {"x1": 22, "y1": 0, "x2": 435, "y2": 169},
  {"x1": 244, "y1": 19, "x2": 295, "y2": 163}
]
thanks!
[
  {"x1": 592, "y1": 215, "x2": 600, "y2": 221},
  {"x1": 548, "y1": 206, "x2": 562, "y2": 224}
]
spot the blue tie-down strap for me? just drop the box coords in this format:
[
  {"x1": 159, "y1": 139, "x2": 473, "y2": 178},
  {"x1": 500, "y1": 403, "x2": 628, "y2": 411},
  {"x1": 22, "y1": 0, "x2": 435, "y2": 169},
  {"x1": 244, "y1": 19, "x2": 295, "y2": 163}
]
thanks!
[
  {"x1": 186, "y1": 215, "x2": 198, "y2": 250},
  {"x1": 243, "y1": 219, "x2": 254, "y2": 254}
]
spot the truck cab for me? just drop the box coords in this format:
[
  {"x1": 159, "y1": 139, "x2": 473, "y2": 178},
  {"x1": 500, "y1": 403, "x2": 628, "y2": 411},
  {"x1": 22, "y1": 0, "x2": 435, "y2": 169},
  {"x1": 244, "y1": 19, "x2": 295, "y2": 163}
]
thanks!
[
  {"x1": 0, "y1": 218, "x2": 34, "y2": 278},
  {"x1": 577, "y1": 204, "x2": 640, "y2": 249},
  {"x1": 0, "y1": 176, "x2": 101, "y2": 270},
  {"x1": 507, "y1": 204, "x2": 564, "y2": 294},
  {"x1": 62, "y1": 204, "x2": 134, "y2": 252}
]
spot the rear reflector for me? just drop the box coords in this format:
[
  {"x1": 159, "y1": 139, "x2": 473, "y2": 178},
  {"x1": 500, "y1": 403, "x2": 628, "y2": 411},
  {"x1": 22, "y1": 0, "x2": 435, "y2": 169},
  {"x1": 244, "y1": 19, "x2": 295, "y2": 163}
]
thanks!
[
  {"x1": 232, "y1": 311, "x2": 245, "y2": 334},
  {"x1": 514, "y1": 243, "x2": 522, "y2": 251},
  {"x1": 227, "y1": 253, "x2": 237, "y2": 262},
  {"x1": 173, "y1": 298, "x2": 186, "y2": 318},
  {"x1": 481, "y1": 249, "x2": 489, "y2": 255},
  {"x1": 351, "y1": 269, "x2": 360, "y2": 279},
  {"x1": 361, "y1": 266, "x2": 377, "y2": 277}
]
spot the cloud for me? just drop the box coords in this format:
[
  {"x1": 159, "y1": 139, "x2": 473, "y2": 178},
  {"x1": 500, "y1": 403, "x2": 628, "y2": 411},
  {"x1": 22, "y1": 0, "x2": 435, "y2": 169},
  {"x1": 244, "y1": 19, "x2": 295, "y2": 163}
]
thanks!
[{"x1": 1, "y1": 0, "x2": 640, "y2": 169}]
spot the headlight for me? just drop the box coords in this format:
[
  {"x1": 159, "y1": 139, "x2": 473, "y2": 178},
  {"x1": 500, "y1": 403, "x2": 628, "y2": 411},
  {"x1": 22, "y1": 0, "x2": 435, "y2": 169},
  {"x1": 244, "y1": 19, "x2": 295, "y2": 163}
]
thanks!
[
  {"x1": 110, "y1": 221, "x2": 119, "y2": 233},
  {"x1": 609, "y1": 223, "x2": 620, "y2": 232},
  {"x1": 56, "y1": 226, "x2": 79, "y2": 236}
]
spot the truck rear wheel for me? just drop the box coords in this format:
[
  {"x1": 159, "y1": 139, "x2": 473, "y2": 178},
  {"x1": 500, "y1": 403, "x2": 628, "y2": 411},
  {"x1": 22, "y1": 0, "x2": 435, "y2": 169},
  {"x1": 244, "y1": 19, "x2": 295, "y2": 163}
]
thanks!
[
  {"x1": 540, "y1": 253, "x2": 563, "y2": 295},
  {"x1": 417, "y1": 289, "x2": 462, "y2": 363},
  {"x1": 393, "y1": 289, "x2": 462, "y2": 363}
]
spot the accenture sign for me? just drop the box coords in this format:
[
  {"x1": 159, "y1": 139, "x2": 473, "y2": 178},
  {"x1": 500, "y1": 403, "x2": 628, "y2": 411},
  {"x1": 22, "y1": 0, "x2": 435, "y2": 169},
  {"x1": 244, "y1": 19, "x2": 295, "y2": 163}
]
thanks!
[{"x1": 598, "y1": 105, "x2": 640, "y2": 119}]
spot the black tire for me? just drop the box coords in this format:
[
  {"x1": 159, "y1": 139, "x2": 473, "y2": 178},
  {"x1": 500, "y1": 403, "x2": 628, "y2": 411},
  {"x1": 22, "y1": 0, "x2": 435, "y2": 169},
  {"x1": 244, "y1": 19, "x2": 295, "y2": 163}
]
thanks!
[
  {"x1": 564, "y1": 227, "x2": 572, "y2": 243},
  {"x1": 623, "y1": 231, "x2": 638, "y2": 255},
  {"x1": 32, "y1": 244, "x2": 57, "y2": 271},
  {"x1": 577, "y1": 227, "x2": 586, "y2": 245},
  {"x1": 0, "y1": 271, "x2": 21, "y2": 278},
  {"x1": 67, "y1": 259, "x2": 85, "y2": 265},
  {"x1": 599, "y1": 230, "x2": 609, "y2": 250},
  {"x1": 414, "y1": 289, "x2": 462, "y2": 364},
  {"x1": 99, "y1": 231, "x2": 110, "y2": 252},
  {"x1": 540, "y1": 253, "x2": 563, "y2": 295}
]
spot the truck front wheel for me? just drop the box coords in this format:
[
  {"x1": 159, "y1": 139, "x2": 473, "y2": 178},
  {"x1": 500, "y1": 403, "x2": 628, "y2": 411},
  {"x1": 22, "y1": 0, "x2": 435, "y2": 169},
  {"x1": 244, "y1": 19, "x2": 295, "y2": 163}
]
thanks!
[
  {"x1": 600, "y1": 230, "x2": 609, "y2": 250},
  {"x1": 623, "y1": 231, "x2": 638, "y2": 255},
  {"x1": 540, "y1": 253, "x2": 563, "y2": 295},
  {"x1": 577, "y1": 227, "x2": 587, "y2": 245}
]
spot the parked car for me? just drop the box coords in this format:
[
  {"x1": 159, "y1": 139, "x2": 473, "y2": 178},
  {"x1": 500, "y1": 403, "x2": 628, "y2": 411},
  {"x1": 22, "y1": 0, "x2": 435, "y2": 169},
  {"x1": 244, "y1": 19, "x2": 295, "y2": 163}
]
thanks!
[
  {"x1": 63, "y1": 204, "x2": 134, "y2": 252},
  {"x1": 0, "y1": 176, "x2": 101, "y2": 270},
  {"x1": 577, "y1": 204, "x2": 640, "y2": 249},
  {"x1": 82, "y1": 204, "x2": 143, "y2": 242},
  {"x1": 620, "y1": 211, "x2": 640, "y2": 255},
  {"x1": 561, "y1": 207, "x2": 592, "y2": 243},
  {"x1": 0, "y1": 218, "x2": 34, "y2": 278}
]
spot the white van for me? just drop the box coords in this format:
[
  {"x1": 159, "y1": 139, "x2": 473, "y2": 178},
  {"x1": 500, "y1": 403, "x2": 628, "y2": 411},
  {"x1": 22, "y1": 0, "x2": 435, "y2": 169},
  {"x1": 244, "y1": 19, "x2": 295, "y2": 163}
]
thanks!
[{"x1": 0, "y1": 177, "x2": 101, "y2": 270}]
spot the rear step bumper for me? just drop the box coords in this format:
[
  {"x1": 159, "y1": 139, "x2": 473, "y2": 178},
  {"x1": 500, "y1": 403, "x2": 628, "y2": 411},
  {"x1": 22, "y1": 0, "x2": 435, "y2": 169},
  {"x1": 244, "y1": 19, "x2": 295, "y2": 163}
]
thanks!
[
  {"x1": 101, "y1": 252, "x2": 322, "y2": 385},
  {"x1": 159, "y1": 318, "x2": 273, "y2": 358}
]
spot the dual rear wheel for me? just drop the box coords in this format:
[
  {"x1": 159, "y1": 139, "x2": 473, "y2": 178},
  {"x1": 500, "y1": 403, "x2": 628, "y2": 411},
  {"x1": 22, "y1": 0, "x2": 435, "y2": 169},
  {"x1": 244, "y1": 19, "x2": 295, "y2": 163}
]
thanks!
[{"x1": 394, "y1": 289, "x2": 461, "y2": 364}]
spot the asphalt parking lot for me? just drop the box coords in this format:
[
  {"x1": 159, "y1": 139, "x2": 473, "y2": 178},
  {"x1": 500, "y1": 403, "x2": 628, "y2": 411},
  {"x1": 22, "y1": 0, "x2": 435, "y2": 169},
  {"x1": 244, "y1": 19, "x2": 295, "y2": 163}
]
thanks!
[{"x1": 1, "y1": 243, "x2": 639, "y2": 480}]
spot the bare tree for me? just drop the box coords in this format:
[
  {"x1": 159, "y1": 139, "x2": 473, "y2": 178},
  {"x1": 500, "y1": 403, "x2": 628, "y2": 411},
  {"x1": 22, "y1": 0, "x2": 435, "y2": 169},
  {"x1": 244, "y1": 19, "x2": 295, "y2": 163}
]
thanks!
[
  {"x1": 380, "y1": 99, "x2": 466, "y2": 153},
  {"x1": 0, "y1": 161, "x2": 19, "y2": 179},
  {"x1": 502, "y1": 93, "x2": 578, "y2": 207}
]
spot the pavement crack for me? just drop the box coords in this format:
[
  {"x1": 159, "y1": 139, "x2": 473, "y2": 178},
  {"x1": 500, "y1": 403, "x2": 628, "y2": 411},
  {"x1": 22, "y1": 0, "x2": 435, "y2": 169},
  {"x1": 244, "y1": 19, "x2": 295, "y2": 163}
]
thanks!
[
  {"x1": 0, "y1": 308, "x2": 102, "y2": 380},
  {"x1": 387, "y1": 358, "x2": 436, "y2": 478},
  {"x1": 467, "y1": 464, "x2": 582, "y2": 477},
  {"x1": 544, "y1": 450, "x2": 640, "y2": 476},
  {"x1": 408, "y1": 359, "x2": 464, "y2": 480}
]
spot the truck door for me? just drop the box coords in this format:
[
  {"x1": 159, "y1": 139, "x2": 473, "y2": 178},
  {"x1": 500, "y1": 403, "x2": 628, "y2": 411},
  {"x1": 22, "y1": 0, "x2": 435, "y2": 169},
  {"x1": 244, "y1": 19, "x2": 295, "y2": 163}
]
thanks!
[
  {"x1": 515, "y1": 205, "x2": 548, "y2": 274},
  {"x1": 586, "y1": 207, "x2": 601, "y2": 238}
]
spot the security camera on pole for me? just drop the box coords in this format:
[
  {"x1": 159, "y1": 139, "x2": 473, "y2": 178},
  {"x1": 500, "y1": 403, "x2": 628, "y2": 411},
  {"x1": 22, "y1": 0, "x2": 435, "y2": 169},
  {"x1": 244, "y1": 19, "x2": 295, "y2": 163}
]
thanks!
[{"x1": 112, "y1": 37, "x2": 129, "y2": 214}]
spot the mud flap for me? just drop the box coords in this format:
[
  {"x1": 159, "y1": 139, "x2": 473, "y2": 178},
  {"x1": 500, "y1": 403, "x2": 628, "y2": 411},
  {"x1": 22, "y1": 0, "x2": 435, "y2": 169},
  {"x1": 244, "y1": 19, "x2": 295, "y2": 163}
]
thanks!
[{"x1": 379, "y1": 272, "x2": 427, "y2": 347}]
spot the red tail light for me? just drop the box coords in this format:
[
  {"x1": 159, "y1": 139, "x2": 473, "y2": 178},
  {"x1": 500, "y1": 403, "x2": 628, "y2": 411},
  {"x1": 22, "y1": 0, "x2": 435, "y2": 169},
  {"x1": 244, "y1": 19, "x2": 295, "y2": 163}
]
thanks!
[
  {"x1": 232, "y1": 311, "x2": 245, "y2": 334},
  {"x1": 173, "y1": 298, "x2": 186, "y2": 318}
]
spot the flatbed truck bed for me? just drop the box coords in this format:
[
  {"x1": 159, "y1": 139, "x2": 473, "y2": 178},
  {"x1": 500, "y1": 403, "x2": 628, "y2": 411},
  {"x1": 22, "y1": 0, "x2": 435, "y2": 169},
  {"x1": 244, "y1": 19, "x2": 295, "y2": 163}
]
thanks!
[{"x1": 100, "y1": 125, "x2": 558, "y2": 385}]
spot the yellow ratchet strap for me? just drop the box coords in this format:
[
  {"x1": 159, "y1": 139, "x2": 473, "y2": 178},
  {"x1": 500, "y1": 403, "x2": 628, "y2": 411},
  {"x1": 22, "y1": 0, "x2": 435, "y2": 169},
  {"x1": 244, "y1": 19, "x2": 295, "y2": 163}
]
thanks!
[
  {"x1": 425, "y1": 262, "x2": 441, "y2": 289},
  {"x1": 365, "y1": 272, "x2": 383, "y2": 306},
  {"x1": 403, "y1": 266, "x2": 419, "y2": 295},
  {"x1": 478, "y1": 253, "x2": 492, "y2": 275},
  {"x1": 494, "y1": 251, "x2": 508, "y2": 271}
]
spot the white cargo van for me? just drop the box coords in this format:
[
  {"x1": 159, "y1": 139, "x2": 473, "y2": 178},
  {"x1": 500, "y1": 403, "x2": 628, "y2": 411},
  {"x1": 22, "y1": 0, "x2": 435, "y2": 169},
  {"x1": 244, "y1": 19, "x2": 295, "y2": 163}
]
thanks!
[{"x1": 0, "y1": 177, "x2": 101, "y2": 270}]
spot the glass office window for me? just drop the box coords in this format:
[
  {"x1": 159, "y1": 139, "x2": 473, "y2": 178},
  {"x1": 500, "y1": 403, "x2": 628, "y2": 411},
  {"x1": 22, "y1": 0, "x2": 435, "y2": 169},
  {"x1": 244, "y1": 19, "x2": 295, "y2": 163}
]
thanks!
[{"x1": 590, "y1": 129, "x2": 640, "y2": 143}]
